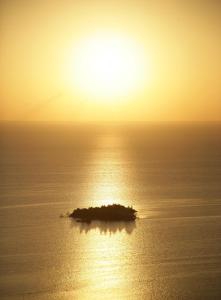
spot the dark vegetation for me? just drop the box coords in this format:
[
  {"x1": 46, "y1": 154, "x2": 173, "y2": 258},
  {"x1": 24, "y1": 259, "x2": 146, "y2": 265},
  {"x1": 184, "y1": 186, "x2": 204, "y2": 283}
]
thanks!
[{"x1": 69, "y1": 204, "x2": 137, "y2": 222}]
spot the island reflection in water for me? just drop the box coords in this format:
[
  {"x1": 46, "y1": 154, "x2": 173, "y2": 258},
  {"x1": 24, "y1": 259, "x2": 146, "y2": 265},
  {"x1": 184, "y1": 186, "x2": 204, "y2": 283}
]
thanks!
[{"x1": 71, "y1": 219, "x2": 136, "y2": 234}]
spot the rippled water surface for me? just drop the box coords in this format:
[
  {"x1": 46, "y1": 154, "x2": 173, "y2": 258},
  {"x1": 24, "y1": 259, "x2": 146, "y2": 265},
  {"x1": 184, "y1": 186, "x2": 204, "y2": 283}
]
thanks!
[{"x1": 0, "y1": 122, "x2": 221, "y2": 299}]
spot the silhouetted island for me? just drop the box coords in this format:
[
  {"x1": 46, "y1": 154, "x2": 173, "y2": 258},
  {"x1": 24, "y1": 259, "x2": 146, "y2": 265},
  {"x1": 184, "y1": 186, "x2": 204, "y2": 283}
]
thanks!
[{"x1": 69, "y1": 204, "x2": 137, "y2": 222}]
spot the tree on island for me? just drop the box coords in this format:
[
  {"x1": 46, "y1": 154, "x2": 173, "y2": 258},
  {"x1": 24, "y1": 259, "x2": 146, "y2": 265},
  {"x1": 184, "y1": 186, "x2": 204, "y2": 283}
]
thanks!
[{"x1": 69, "y1": 204, "x2": 137, "y2": 222}]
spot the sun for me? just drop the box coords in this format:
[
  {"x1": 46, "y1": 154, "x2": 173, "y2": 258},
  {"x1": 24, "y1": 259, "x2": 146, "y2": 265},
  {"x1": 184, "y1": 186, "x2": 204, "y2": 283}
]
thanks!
[{"x1": 65, "y1": 32, "x2": 150, "y2": 102}]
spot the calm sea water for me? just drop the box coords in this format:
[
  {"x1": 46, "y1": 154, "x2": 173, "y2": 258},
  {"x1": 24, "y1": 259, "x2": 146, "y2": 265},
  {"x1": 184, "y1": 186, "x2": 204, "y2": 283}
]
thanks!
[{"x1": 0, "y1": 122, "x2": 221, "y2": 299}]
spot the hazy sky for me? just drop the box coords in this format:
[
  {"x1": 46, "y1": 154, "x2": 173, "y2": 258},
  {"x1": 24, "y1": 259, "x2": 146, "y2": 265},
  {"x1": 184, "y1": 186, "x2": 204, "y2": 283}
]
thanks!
[{"x1": 1, "y1": 0, "x2": 221, "y2": 122}]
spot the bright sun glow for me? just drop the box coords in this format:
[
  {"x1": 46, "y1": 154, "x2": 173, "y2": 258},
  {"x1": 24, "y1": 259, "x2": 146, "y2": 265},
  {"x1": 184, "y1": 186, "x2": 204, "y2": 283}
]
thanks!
[{"x1": 65, "y1": 33, "x2": 150, "y2": 102}]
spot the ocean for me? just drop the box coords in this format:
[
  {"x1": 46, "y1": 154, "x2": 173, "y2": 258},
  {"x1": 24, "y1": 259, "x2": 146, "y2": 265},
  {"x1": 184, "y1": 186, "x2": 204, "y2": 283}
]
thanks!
[{"x1": 0, "y1": 122, "x2": 221, "y2": 299}]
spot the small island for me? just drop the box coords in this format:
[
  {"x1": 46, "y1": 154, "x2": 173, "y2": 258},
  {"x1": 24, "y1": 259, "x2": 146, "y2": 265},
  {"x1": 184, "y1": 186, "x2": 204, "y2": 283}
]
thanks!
[{"x1": 69, "y1": 204, "x2": 137, "y2": 222}]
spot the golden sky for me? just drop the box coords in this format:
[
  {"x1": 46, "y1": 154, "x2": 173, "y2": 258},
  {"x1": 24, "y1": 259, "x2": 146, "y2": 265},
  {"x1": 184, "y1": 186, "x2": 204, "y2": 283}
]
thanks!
[{"x1": 1, "y1": 0, "x2": 221, "y2": 122}]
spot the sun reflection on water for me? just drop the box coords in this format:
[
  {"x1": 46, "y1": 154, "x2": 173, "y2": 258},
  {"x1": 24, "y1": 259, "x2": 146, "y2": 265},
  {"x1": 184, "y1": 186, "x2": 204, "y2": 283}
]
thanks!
[
  {"x1": 69, "y1": 133, "x2": 138, "y2": 299},
  {"x1": 85, "y1": 133, "x2": 131, "y2": 207},
  {"x1": 72, "y1": 222, "x2": 137, "y2": 299}
]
